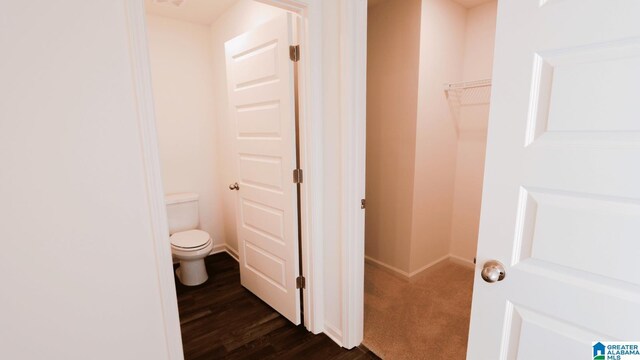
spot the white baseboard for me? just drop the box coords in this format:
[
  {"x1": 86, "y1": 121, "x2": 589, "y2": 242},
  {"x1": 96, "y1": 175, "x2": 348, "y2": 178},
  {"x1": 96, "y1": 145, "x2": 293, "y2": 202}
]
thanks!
[
  {"x1": 364, "y1": 256, "x2": 411, "y2": 279},
  {"x1": 408, "y1": 255, "x2": 451, "y2": 278},
  {"x1": 210, "y1": 243, "x2": 226, "y2": 255},
  {"x1": 449, "y1": 254, "x2": 476, "y2": 269},
  {"x1": 210, "y1": 243, "x2": 239, "y2": 262},
  {"x1": 324, "y1": 322, "x2": 344, "y2": 347},
  {"x1": 224, "y1": 245, "x2": 239, "y2": 262},
  {"x1": 174, "y1": 243, "x2": 236, "y2": 264},
  {"x1": 365, "y1": 253, "x2": 475, "y2": 280}
]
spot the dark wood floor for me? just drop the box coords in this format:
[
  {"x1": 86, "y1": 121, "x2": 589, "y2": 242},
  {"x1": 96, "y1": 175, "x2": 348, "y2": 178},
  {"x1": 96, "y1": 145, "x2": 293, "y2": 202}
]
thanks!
[{"x1": 174, "y1": 253, "x2": 380, "y2": 360}]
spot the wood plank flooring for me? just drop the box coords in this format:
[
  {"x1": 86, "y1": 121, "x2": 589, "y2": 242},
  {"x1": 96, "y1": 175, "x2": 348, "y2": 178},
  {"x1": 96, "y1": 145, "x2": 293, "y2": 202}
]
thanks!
[{"x1": 174, "y1": 253, "x2": 380, "y2": 360}]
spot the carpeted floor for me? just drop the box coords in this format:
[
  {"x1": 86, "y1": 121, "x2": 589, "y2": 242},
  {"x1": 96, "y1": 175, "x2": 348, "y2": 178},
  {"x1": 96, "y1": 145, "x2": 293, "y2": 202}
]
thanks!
[{"x1": 363, "y1": 260, "x2": 475, "y2": 360}]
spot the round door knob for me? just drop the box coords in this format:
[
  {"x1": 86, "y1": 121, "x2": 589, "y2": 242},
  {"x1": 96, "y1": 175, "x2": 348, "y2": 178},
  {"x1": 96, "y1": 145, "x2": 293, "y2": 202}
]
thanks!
[
  {"x1": 229, "y1": 182, "x2": 239, "y2": 191},
  {"x1": 481, "y1": 260, "x2": 506, "y2": 283}
]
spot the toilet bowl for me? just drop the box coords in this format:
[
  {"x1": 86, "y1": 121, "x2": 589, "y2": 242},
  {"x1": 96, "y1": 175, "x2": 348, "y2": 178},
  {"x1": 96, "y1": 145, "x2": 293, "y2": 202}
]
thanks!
[
  {"x1": 170, "y1": 229, "x2": 213, "y2": 286},
  {"x1": 165, "y1": 192, "x2": 213, "y2": 286}
]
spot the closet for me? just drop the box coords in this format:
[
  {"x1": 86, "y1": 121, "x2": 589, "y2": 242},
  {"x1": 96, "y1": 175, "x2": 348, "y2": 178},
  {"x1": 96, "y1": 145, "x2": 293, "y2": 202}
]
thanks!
[{"x1": 363, "y1": 0, "x2": 498, "y2": 357}]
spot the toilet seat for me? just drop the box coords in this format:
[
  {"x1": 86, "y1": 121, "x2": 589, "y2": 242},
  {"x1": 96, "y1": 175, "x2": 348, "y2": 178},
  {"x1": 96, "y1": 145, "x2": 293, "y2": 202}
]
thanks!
[{"x1": 170, "y1": 229, "x2": 211, "y2": 250}]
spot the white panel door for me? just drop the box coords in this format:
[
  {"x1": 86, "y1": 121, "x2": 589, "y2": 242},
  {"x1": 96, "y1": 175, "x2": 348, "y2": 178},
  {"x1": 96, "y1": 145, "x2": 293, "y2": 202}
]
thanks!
[
  {"x1": 225, "y1": 13, "x2": 300, "y2": 324},
  {"x1": 468, "y1": 1, "x2": 640, "y2": 359}
]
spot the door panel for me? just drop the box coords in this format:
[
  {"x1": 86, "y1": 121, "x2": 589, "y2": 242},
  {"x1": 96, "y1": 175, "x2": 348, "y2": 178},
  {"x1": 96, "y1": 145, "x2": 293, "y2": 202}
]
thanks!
[
  {"x1": 468, "y1": 1, "x2": 640, "y2": 358},
  {"x1": 225, "y1": 13, "x2": 300, "y2": 324}
]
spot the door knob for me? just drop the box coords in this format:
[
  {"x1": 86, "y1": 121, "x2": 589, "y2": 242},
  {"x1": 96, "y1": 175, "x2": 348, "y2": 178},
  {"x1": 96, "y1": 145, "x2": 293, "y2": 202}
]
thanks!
[
  {"x1": 481, "y1": 260, "x2": 506, "y2": 283},
  {"x1": 229, "y1": 182, "x2": 239, "y2": 191}
]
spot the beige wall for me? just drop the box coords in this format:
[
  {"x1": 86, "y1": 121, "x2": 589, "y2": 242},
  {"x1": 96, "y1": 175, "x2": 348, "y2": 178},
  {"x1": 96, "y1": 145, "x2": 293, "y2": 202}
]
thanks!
[
  {"x1": 365, "y1": 0, "x2": 422, "y2": 272},
  {"x1": 146, "y1": 15, "x2": 225, "y2": 247},
  {"x1": 450, "y1": 1, "x2": 497, "y2": 263},
  {"x1": 210, "y1": 0, "x2": 286, "y2": 253},
  {"x1": 1, "y1": 1, "x2": 178, "y2": 358},
  {"x1": 410, "y1": 0, "x2": 467, "y2": 273}
]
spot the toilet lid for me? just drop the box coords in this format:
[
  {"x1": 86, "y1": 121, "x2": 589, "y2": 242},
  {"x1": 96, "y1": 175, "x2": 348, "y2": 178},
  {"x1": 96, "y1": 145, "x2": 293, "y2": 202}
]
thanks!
[{"x1": 170, "y1": 230, "x2": 211, "y2": 249}]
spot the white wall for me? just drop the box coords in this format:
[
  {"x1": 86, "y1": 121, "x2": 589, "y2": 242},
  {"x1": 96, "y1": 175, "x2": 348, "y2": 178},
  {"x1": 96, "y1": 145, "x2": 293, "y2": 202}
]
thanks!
[
  {"x1": 450, "y1": 0, "x2": 497, "y2": 263},
  {"x1": 146, "y1": 15, "x2": 224, "y2": 247},
  {"x1": 0, "y1": 1, "x2": 178, "y2": 359},
  {"x1": 410, "y1": 0, "x2": 467, "y2": 272},
  {"x1": 210, "y1": 0, "x2": 286, "y2": 252}
]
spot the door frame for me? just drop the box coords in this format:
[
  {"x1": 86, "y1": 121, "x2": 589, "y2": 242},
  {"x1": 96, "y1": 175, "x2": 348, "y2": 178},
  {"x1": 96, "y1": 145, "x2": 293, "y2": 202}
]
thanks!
[
  {"x1": 336, "y1": 0, "x2": 368, "y2": 349},
  {"x1": 256, "y1": 0, "x2": 369, "y2": 349},
  {"x1": 123, "y1": 1, "x2": 184, "y2": 358},
  {"x1": 125, "y1": 0, "x2": 368, "y2": 356}
]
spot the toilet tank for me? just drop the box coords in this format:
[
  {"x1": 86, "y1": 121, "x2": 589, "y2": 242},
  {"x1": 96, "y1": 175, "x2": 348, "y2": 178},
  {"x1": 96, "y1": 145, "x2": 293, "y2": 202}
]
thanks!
[{"x1": 165, "y1": 192, "x2": 200, "y2": 235}]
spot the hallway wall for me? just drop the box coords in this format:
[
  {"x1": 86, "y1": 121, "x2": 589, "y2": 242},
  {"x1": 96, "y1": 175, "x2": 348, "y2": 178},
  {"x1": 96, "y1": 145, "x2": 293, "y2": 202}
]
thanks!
[{"x1": 1, "y1": 1, "x2": 180, "y2": 357}]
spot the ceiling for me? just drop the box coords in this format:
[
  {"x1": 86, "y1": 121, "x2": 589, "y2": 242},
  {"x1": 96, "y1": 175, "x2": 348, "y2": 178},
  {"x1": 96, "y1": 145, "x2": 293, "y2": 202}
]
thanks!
[
  {"x1": 450, "y1": 0, "x2": 495, "y2": 8},
  {"x1": 144, "y1": 0, "x2": 238, "y2": 25},
  {"x1": 146, "y1": 0, "x2": 496, "y2": 25},
  {"x1": 368, "y1": 0, "x2": 494, "y2": 9}
]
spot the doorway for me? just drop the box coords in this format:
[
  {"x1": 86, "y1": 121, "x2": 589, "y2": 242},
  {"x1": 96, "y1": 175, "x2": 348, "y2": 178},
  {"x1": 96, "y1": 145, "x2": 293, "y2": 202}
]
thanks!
[
  {"x1": 143, "y1": 0, "x2": 316, "y2": 339},
  {"x1": 362, "y1": 0, "x2": 497, "y2": 358}
]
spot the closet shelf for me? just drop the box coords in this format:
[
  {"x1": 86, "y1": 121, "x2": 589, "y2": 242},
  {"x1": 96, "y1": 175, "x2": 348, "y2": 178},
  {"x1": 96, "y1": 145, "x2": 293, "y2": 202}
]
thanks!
[
  {"x1": 444, "y1": 78, "x2": 492, "y2": 91},
  {"x1": 444, "y1": 78, "x2": 492, "y2": 136}
]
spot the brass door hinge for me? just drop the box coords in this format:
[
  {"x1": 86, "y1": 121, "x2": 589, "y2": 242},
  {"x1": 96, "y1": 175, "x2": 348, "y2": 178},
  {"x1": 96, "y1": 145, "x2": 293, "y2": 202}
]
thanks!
[
  {"x1": 289, "y1": 45, "x2": 300, "y2": 62},
  {"x1": 293, "y1": 168, "x2": 303, "y2": 184},
  {"x1": 296, "y1": 276, "x2": 306, "y2": 289}
]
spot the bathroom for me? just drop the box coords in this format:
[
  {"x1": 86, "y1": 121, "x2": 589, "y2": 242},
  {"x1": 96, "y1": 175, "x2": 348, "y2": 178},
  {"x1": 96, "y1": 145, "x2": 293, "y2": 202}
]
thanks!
[
  {"x1": 145, "y1": 0, "x2": 286, "y2": 266},
  {"x1": 144, "y1": 0, "x2": 325, "y2": 356}
]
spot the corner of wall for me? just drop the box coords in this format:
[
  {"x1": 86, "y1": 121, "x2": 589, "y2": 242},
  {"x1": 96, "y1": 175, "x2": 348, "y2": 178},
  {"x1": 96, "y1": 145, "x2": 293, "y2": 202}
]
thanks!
[
  {"x1": 408, "y1": 0, "x2": 467, "y2": 273},
  {"x1": 449, "y1": 0, "x2": 497, "y2": 264}
]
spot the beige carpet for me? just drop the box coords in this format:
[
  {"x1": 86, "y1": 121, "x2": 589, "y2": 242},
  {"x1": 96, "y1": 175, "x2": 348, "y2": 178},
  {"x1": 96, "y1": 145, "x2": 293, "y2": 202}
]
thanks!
[{"x1": 363, "y1": 260, "x2": 474, "y2": 359}]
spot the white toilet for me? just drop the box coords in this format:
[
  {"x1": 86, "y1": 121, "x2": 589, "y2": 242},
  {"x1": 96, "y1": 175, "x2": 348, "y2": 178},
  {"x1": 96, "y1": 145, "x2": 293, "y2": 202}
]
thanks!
[{"x1": 165, "y1": 192, "x2": 213, "y2": 286}]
